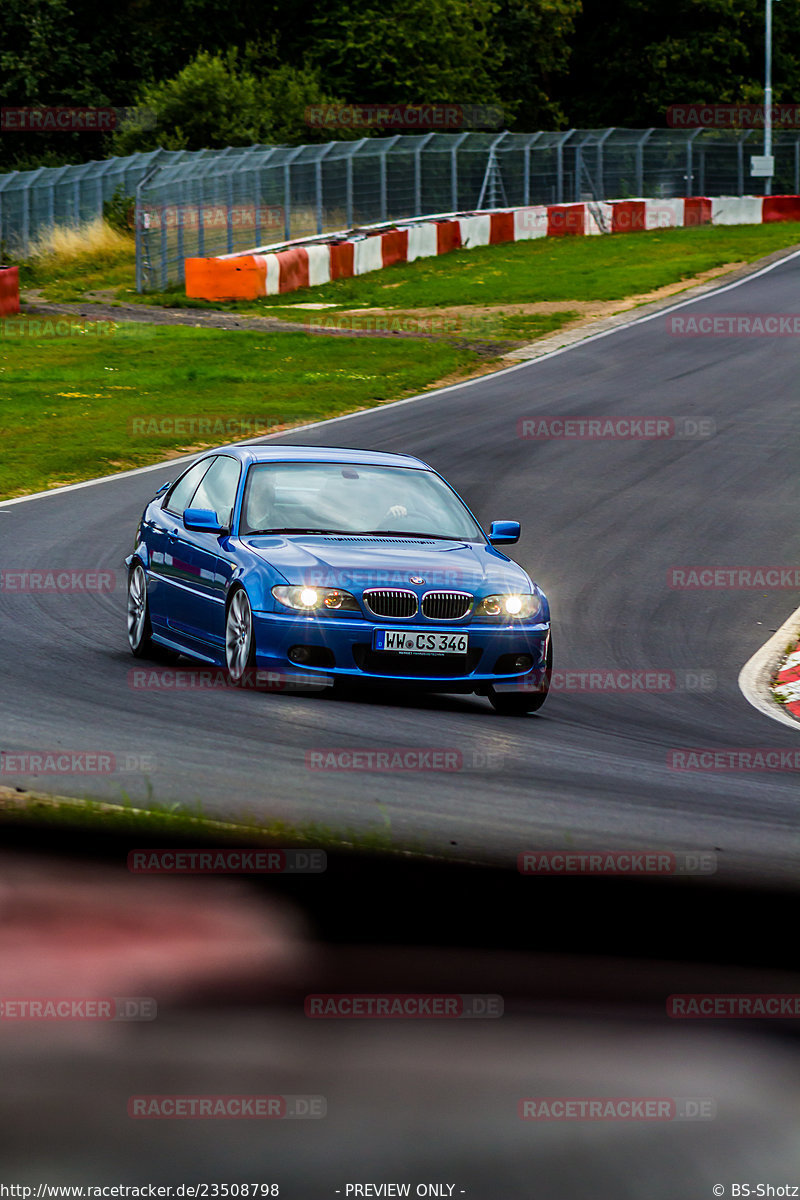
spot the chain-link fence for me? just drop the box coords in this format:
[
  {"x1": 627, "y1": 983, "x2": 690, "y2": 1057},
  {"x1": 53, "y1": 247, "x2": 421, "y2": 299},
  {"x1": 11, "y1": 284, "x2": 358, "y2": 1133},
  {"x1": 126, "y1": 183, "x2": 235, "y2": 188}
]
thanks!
[
  {"x1": 2, "y1": 129, "x2": 799, "y2": 290},
  {"x1": 0, "y1": 145, "x2": 274, "y2": 258},
  {"x1": 136, "y1": 129, "x2": 800, "y2": 291}
]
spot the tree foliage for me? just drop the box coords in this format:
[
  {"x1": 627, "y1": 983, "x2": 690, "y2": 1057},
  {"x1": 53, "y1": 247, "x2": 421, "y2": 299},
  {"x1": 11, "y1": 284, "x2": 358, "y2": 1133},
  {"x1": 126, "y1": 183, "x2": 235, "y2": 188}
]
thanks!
[
  {"x1": 110, "y1": 50, "x2": 335, "y2": 154},
  {"x1": 1, "y1": 0, "x2": 799, "y2": 170}
]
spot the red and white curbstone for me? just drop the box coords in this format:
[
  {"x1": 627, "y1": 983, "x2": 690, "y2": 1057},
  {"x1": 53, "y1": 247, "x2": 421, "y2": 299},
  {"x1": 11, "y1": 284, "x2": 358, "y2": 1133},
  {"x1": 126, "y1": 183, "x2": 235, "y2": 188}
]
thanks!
[
  {"x1": 184, "y1": 195, "x2": 800, "y2": 302},
  {"x1": 772, "y1": 642, "x2": 800, "y2": 720}
]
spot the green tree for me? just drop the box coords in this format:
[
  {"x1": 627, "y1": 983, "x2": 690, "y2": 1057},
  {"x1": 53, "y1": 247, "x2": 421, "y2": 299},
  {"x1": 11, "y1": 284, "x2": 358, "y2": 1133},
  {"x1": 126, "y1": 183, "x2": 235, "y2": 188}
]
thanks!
[
  {"x1": 0, "y1": 0, "x2": 116, "y2": 168},
  {"x1": 110, "y1": 49, "x2": 337, "y2": 153},
  {"x1": 493, "y1": 0, "x2": 582, "y2": 129},
  {"x1": 561, "y1": 0, "x2": 800, "y2": 127},
  {"x1": 308, "y1": 0, "x2": 503, "y2": 106}
]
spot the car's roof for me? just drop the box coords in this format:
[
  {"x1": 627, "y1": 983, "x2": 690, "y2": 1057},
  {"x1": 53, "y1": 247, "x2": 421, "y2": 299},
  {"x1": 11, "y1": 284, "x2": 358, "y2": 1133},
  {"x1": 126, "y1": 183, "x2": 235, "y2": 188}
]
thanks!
[{"x1": 223, "y1": 445, "x2": 431, "y2": 469}]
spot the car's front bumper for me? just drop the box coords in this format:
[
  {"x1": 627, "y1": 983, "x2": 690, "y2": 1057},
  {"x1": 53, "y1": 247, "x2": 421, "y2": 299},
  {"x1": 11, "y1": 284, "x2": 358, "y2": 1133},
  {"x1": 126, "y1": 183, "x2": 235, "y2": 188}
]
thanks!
[{"x1": 251, "y1": 611, "x2": 550, "y2": 692}]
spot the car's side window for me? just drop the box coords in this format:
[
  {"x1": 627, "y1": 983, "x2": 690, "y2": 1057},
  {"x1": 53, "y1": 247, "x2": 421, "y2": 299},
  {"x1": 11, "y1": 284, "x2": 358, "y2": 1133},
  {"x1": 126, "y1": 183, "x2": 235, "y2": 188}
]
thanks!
[
  {"x1": 163, "y1": 458, "x2": 215, "y2": 516},
  {"x1": 189, "y1": 455, "x2": 241, "y2": 529}
]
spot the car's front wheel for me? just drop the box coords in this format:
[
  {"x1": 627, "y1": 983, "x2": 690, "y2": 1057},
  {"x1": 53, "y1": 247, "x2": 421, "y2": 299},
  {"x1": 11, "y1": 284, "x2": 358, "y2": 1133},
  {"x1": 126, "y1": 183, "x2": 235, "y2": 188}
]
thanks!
[
  {"x1": 127, "y1": 562, "x2": 154, "y2": 657},
  {"x1": 225, "y1": 588, "x2": 256, "y2": 685},
  {"x1": 488, "y1": 637, "x2": 552, "y2": 715}
]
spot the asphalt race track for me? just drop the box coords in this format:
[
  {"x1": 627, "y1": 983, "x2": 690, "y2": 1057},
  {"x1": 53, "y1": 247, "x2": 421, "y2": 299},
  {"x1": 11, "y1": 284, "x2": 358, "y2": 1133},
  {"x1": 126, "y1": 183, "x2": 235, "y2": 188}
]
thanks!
[{"x1": 3, "y1": 253, "x2": 800, "y2": 882}]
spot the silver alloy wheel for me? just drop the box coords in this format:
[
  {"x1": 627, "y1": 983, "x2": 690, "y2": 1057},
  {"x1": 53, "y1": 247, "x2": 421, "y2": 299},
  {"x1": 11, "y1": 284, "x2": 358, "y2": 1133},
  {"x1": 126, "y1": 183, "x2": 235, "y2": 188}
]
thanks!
[
  {"x1": 225, "y1": 589, "x2": 253, "y2": 682},
  {"x1": 127, "y1": 564, "x2": 148, "y2": 651}
]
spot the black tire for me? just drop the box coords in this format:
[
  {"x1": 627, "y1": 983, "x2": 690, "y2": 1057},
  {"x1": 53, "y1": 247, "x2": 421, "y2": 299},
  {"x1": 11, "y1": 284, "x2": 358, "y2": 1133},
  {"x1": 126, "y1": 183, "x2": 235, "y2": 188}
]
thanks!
[
  {"x1": 127, "y1": 562, "x2": 180, "y2": 662},
  {"x1": 127, "y1": 562, "x2": 154, "y2": 658},
  {"x1": 225, "y1": 587, "x2": 256, "y2": 686},
  {"x1": 488, "y1": 637, "x2": 553, "y2": 715}
]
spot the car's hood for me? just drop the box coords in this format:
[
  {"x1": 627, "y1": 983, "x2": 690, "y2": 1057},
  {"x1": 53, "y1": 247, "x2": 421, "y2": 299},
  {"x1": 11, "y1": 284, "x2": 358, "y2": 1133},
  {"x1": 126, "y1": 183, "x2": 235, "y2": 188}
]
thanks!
[{"x1": 241, "y1": 534, "x2": 532, "y2": 593}]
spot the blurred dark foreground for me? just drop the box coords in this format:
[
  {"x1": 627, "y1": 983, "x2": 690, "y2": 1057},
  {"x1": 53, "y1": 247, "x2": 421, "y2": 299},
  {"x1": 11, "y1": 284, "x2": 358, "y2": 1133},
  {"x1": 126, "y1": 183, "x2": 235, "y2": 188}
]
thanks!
[{"x1": 0, "y1": 820, "x2": 799, "y2": 1196}]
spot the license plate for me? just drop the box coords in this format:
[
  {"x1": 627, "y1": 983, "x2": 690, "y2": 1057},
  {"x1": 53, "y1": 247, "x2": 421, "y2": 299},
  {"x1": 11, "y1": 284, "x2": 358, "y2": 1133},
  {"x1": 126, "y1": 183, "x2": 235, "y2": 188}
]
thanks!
[{"x1": 373, "y1": 629, "x2": 469, "y2": 655}]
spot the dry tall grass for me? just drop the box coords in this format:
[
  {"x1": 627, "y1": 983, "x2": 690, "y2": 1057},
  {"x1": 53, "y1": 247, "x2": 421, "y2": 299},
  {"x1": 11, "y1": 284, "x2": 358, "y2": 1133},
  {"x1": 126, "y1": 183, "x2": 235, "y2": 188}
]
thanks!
[{"x1": 27, "y1": 218, "x2": 132, "y2": 266}]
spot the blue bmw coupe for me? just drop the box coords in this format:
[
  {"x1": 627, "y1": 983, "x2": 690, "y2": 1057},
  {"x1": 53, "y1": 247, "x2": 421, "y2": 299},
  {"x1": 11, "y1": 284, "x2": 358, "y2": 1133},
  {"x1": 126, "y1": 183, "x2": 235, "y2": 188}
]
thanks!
[{"x1": 126, "y1": 445, "x2": 552, "y2": 714}]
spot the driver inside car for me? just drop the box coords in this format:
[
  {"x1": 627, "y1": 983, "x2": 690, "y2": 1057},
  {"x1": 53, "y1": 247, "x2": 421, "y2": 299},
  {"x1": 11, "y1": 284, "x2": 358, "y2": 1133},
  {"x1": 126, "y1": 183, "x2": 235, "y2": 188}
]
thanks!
[{"x1": 316, "y1": 469, "x2": 409, "y2": 530}]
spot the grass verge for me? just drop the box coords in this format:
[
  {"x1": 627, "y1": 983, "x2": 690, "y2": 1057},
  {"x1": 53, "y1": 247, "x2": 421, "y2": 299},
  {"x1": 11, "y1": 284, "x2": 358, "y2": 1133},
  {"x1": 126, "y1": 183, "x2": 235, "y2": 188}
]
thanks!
[
  {"x1": 17, "y1": 218, "x2": 135, "y2": 302},
  {"x1": 15, "y1": 222, "x2": 800, "y2": 310},
  {"x1": 0, "y1": 788, "x2": 410, "y2": 854},
  {"x1": 0, "y1": 321, "x2": 484, "y2": 500}
]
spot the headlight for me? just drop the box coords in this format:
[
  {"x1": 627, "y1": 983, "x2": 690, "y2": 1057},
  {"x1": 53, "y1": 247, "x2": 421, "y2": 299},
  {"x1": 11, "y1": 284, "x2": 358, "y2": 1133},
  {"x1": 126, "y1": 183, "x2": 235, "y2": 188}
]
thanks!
[
  {"x1": 272, "y1": 585, "x2": 360, "y2": 613},
  {"x1": 474, "y1": 593, "x2": 541, "y2": 619}
]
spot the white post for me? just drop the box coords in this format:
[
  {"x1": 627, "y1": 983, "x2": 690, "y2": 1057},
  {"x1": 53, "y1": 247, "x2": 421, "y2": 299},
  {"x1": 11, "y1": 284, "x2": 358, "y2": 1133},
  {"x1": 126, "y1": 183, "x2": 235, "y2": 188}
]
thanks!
[{"x1": 765, "y1": 0, "x2": 773, "y2": 195}]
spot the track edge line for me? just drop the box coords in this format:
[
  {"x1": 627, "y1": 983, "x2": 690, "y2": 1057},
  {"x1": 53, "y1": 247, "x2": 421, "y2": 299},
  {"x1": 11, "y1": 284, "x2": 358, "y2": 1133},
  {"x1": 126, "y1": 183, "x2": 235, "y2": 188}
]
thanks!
[{"x1": 738, "y1": 603, "x2": 800, "y2": 731}]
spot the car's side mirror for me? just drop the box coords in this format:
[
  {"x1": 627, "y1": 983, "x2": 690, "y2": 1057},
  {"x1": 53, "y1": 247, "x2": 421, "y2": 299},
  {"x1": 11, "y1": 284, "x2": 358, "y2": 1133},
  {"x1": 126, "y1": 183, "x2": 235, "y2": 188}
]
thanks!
[
  {"x1": 183, "y1": 507, "x2": 228, "y2": 535},
  {"x1": 155, "y1": 481, "x2": 171, "y2": 497},
  {"x1": 488, "y1": 520, "x2": 521, "y2": 545}
]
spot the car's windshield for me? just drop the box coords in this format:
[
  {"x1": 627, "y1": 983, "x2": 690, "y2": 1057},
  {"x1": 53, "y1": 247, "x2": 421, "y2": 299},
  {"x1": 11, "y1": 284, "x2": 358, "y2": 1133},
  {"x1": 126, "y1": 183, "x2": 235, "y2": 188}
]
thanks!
[{"x1": 238, "y1": 462, "x2": 485, "y2": 540}]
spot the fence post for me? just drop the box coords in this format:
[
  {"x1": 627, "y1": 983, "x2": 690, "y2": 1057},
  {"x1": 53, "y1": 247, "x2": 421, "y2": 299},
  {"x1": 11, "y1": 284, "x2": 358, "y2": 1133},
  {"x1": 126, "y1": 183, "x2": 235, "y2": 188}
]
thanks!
[
  {"x1": 226, "y1": 173, "x2": 234, "y2": 253},
  {"x1": 22, "y1": 168, "x2": 46, "y2": 256},
  {"x1": 698, "y1": 145, "x2": 705, "y2": 196},
  {"x1": 197, "y1": 187, "x2": 205, "y2": 258},
  {"x1": 314, "y1": 143, "x2": 336, "y2": 234},
  {"x1": 414, "y1": 133, "x2": 435, "y2": 215},
  {"x1": 522, "y1": 133, "x2": 542, "y2": 206},
  {"x1": 0, "y1": 173, "x2": 19, "y2": 253},
  {"x1": 554, "y1": 131, "x2": 572, "y2": 204},
  {"x1": 685, "y1": 130, "x2": 702, "y2": 197},
  {"x1": 596, "y1": 127, "x2": 614, "y2": 199},
  {"x1": 283, "y1": 147, "x2": 304, "y2": 242},
  {"x1": 315, "y1": 157, "x2": 323, "y2": 234},
  {"x1": 134, "y1": 163, "x2": 160, "y2": 293},
  {"x1": 377, "y1": 135, "x2": 401, "y2": 222},
  {"x1": 450, "y1": 132, "x2": 469, "y2": 211},
  {"x1": 22, "y1": 180, "x2": 30, "y2": 257},
  {"x1": 176, "y1": 180, "x2": 185, "y2": 285},
  {"x1": 346, "y1": 153, "x2": 353, "y2": 228},
  {"x1": 283, "y1": 163, "x2": 291, "y2": 241},
  {"x1": 635, "y1": 129, "x2": 653, "y2": 195},
  {"x1": 160, "y1": 205, "x2": 168, "y2": 290},
  {"x1": 380, "y1": 152, "x2": 388, "y2": 221},
  {"x1": 254, "y1": 169, "x2": 261, "y2": 246}
]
